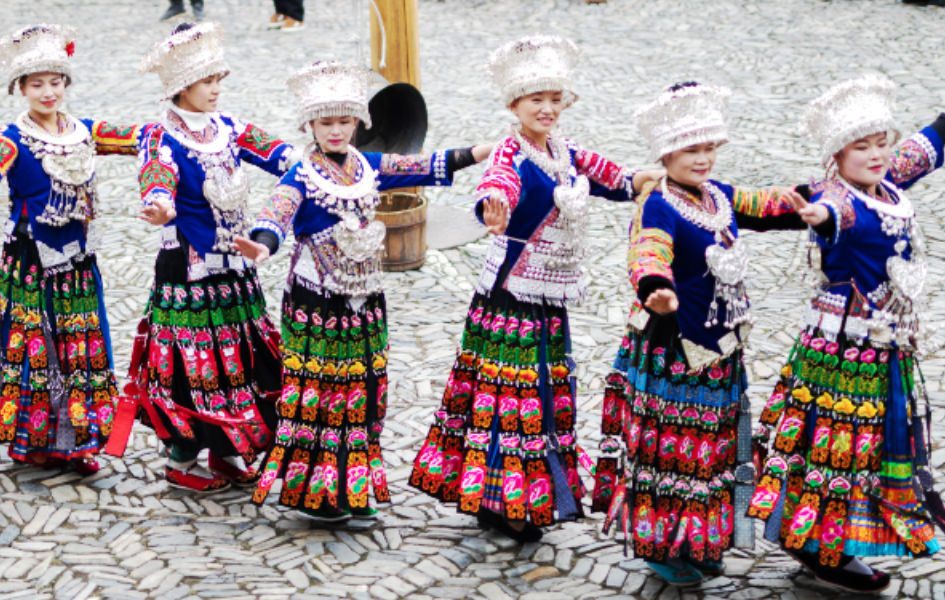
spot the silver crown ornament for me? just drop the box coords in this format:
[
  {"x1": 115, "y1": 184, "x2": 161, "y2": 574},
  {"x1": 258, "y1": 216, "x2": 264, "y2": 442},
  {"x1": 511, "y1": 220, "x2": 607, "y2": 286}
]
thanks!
[
  {"x1": 487, "y1": 35, "x2": 579, "y2": 108},
  {"x1": 801, "y1": 74, "x2": 899, "y2": 167},
  {"x1": 287, "y1": 61, "x2": 372, "y2": 132},
  {"x1": 141, "y1": 22, "x2": 230, "y2": 100},
  {"x1": 0, "y1": 23, "x2": 76, "y2": 94},
  {"x1": 635, "y1": 83, "x2": 731, "y2": 162}
]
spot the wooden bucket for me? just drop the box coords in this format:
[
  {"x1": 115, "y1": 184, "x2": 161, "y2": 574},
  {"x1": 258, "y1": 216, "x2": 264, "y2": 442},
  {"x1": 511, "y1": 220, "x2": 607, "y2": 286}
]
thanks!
[{"x1": 376, "y1": 190, "x2": 427, "y2": 271}]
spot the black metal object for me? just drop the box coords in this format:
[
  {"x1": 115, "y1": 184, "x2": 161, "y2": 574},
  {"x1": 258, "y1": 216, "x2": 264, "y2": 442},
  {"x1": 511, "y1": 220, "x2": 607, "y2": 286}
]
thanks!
[{"x1": 354, "y1": 82, "x2": 428, "y2": 155}]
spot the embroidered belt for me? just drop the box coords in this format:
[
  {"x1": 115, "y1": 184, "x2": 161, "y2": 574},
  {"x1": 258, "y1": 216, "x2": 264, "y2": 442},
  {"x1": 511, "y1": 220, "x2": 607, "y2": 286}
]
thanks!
[
  {"x1": 6, "y1": 219, "x2": 102, "y2": 271},
  {"x1": 800, "y1": 304, "x2": 915, "y2": 347},
  {"x1": 160, "y1": 225, "x2": 252, "y2": 281},
  {"x1": 475, "y1": 231, "x2": 586, "y2": 305}
]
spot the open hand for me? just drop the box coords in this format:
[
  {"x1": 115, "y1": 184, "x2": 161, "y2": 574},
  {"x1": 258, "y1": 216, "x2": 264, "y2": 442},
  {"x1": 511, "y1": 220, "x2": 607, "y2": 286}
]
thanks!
[
  {"x1": 232, "y1": 236, "x2": 270, "y2": 263},
  {"x1": 645, "y1": 288, "x2": 679, "y2": 315},
  {"x1": 138, "y1": 197, "x2": 176, "y2": 226},
  {"x1": 780, "y1": 189, "x2": 829, "y2": 226},
  {"x1": 482, "y1": 195, "x2": 508, "y2": 236},
  {"x1": 797, "y1": 203, "x2": 830, "y2": 226}
]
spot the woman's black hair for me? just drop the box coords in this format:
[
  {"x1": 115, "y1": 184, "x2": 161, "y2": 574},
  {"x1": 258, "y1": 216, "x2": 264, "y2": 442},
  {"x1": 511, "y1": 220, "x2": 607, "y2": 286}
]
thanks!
[{"x1": 666, "y1": 81, "x2": 700, "y2": 93}]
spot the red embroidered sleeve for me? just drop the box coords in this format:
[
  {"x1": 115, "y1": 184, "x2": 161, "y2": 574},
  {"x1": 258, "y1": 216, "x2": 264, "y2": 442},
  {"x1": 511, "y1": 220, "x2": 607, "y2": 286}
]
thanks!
[
  {"x1": 476, "y1": 137, "x2": 522, "y2": 209},
  {"x1": 0, "y1": 135, "x2": 16, "y2": 179},
  {"x1": 573, "y1": 144, "x2": 628, "y2": 190},
  {"x1": 731, "y1": 187, "x2": 796, "y2": 218},
  {"x1": 236, "y1": 123, "x2": 284, "y2": 161},
  {"x1": 138, "y1": 127, "x2": 178, "y2": 206},
  {"x1": 91, "y1": 121, "x2": 143, "y2": 155}
]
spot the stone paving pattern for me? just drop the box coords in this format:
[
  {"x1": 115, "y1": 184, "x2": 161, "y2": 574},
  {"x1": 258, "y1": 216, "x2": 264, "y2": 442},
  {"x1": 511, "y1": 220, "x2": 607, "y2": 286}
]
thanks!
[{"x1": 2, "y1": 0, "x2": 945, "y2": 598}]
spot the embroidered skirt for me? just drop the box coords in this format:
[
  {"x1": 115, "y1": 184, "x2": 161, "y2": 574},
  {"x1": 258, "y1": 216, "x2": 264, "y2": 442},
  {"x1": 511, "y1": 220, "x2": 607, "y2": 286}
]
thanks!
[
  {"x1": 591, "y1": 314, "x2": 742, "y2": 564},
  {"x1": 409, "y1": 286, "x2": 585, "y2": 526},
  {"x1": 0, "y1": 229, "x2": 118, "y2": 464},
  {"x1": 252, "y1": 276, "x2": 391, "y2": 511},
  {"x1": 749, "y1": 328, "x2": 940, "y2": 564},
  {"x1": 122, "y1": 244, "x2": 281, "y2": 460}
]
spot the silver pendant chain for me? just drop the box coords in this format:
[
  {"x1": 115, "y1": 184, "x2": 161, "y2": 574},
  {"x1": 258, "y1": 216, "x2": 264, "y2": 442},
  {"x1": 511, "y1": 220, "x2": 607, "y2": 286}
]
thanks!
[
  {"x1": 511, "y1": 126, "x2": 573, "y2": 183},
  {"x1": 659, "y1": 178, "x2": 733, "y2": 233}
]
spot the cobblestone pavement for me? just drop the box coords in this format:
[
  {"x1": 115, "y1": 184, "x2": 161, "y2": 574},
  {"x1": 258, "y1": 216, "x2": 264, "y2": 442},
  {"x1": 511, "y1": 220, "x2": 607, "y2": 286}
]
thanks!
[{"x1": 3, "y1": 0, "x2": 945, "y2": 598}]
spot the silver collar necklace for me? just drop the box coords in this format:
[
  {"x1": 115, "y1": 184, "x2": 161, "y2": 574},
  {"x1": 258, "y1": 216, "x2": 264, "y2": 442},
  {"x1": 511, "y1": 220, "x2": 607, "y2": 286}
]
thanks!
[{"x1": 660, "y1": 178, "x2": 733, "y2": 233}]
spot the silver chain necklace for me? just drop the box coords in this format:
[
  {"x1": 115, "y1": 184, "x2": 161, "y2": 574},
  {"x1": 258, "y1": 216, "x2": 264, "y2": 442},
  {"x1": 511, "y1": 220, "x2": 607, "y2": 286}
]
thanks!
[
  {"x1": 511, "y1": 126, "x2": 572, "y2": 183},
  {"x1": 659, "y1": 178, "x2": 733, "y2": 233}
]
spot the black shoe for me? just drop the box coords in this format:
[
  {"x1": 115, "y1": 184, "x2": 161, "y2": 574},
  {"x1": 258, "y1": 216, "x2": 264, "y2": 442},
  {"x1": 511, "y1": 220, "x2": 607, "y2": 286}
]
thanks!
[
  {"x1": 191, "y1": 0, "x2": 204, "y2": 21},
  {"x1": 788, "y1": 549, "x2": 890, "y2": 594},
  {"x1": 476, "y1": 509, "x2": 543, "y2": 544},
  {"x1": 160, "y1": 0, "x2": 185, "y2": 20}
]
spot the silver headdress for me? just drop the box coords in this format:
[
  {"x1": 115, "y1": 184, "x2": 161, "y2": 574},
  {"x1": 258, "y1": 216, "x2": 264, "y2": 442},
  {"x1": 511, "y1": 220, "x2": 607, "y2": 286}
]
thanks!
[
  {"x1": 801, "y1": 74, "x2": 898, "y2": 167},
  {"x1": 488, "y1": 35, "x2": 579, "y2": 108},
  {"x1": 0, "y1": 24, "x2": 76, "y2": 95},
  {"x1": 635, "y1": 83, "x2": 731, "y2": 162},
  {"x1": 286, "y1": 61, "x2": 372, "y2": 132},
  {"x1": 141, "y1": 22, "x2": 229, "y2": 100}
]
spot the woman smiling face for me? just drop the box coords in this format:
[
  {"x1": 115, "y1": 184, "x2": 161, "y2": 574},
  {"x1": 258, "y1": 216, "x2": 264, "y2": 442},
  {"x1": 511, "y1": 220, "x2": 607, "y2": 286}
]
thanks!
[
  {"x1": 20, "y1": 72, "x2": 66, "y2": 119},
  {"x1": 510, "y1": 90, "x2": 564, "y2": 144},
  {"x1": 663, "y1": 142, "x2": 717, "y2": 188},
  {"x1": 835, "y1": 131, "x2": 891, "y2": 194}
]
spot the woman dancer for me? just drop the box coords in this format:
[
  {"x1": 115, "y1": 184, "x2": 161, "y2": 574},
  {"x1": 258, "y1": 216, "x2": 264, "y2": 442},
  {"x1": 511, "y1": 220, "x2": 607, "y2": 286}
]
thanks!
[
  {"x1": 749, "y1": 74, "x2": 945, "y2": 593},
  {"x1": 107, "y1": 22, "x2": 300, "y2": 492},
  {"x1": 235, "y1": 60, "x2": 490, "y2": 522},
  {"x1": 409, "y1": 35, "x2": 660, "y2": 543},
  {"x1": 590, "y1": 81, "x2": 806, "y2": 585},
  {"x1": 0, "y1": 24, "x2": 143, "y2": 473}
]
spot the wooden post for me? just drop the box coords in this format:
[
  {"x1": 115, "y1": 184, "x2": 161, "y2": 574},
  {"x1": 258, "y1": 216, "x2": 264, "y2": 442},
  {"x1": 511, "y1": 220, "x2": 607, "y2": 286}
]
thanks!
[{"x1": 370, "y1": 0, "x2": 421, "y2": 89}]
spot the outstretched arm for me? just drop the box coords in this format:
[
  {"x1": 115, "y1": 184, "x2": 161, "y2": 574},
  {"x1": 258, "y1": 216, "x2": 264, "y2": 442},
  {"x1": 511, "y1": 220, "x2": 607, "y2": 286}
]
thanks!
[
  {"x1": 369, "y1": 144, "x2": 492, "y2": 191},
  {"x1": 571, "y1": 142, "x2": 665, "y2": 202},
  {"x1": 730, "y1": 184, "x2": 807, "y2": 231},
  {"x1": 247, "y1": 180, "x2": 305, "y2": 258},
  {"x1": 234, "y1": 118, "x2": 300, "y2": 176},
  {"x1": 887, "y1": 113, "x2": 945, "y2": 189},
  {"x1": 90, "y1": 120, "x2": 146, "y2": 156}
]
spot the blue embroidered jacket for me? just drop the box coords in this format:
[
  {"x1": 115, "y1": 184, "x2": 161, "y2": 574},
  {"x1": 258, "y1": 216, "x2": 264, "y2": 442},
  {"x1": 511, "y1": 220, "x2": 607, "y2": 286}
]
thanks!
[
  {"x1": 0, "y1": 115, "x2": 143, "y2": 262},
  {"x1": 630, "y1": 180, "x2": 799, "y2": 354},
  {"x1": 807, "y1": 118, "x2": 945, "y2": 341},
  {"x1": 137, "y1": 111, "x2": 297, "y2": 259},
  {"x1": 252, "y1": 149, "x2": 452, "y2": 251}
]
